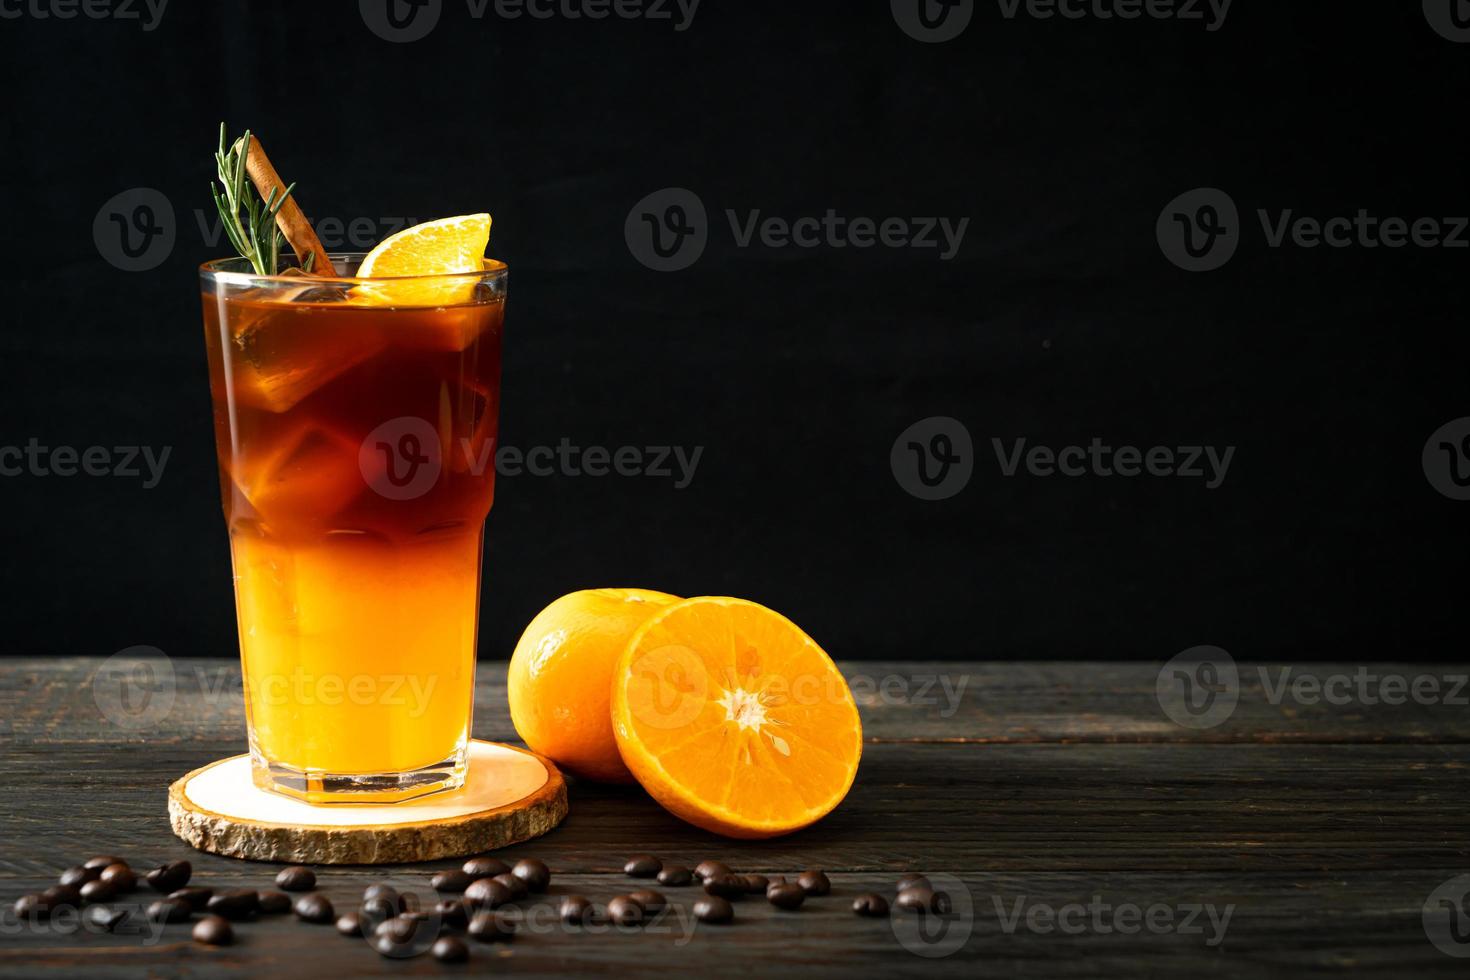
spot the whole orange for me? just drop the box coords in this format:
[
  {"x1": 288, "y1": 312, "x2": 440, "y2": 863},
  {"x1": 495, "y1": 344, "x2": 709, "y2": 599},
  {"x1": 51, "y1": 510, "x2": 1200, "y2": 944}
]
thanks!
[{"x1": 507, "y1": 588, "x2": 681, "y2": 782}]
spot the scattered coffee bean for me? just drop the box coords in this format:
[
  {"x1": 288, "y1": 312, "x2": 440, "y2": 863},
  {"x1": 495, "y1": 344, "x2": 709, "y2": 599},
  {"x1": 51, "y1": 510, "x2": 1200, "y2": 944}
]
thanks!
[
  {"x1": 467, "y1": 909, "x2": 515, "y2": 942},
  {"x1": 431, "y1": 869, "x2": 474, "y2": 894},
  {"x1": 435, "y1": 898, "x2": 469, "y2": 930},
  {"x1": 193, "y1": 915, "x2": 234, "y2": 946},
  {"x1": 294, "y1": 893, "x2": 334, "y2": 924},
  {"x1": 361, "y1": 896, "x2": 399, "y2": 922},
  {"x1": 59, "y1": 865, "x2": 100, "y2": 888},
  {"x1": 767, "y1": 883, "x2": 806, "y2": 910},
  {"x1": 168, "y1": 887, "x2": 214, "y2": 912},
  {"x1": 628, "y1": 889, "x2": 666, "y2": 913},
  {"x1": 257, "y1": 890, "x2": 292, "y2": 915},
  {"x1": 624, "y1": 854, "x2": 662, "y2": 878},
  {"x1": 433, "y1": 935, "x2": 469, "y2": 963},
  {"x1": 560, "y1": 895, "x2": 594, "y2": 924},
  {"x1": 492, "y1": 872, "x2": 527, "y2": 900},
  {"x1": 767, "y1": 874, "x2": 788, "y2": 886},
  {"x1": 100, "y1": 864, "x2": 136, "y2": 892},
  {"x1": 462, "y1": 856, "x2": 509, "y2": 878},
  {"x1": 144, "y1": 860, "x2": 192, "y2": 893},
  {"x1": 852, "y1": 893, "x2": 890, "y2": 917},
  {"x1": 463, "y1": 877, "x2": 513, "y2": 910},
  {"x1": 147, "y1": 897, "x2": 193, "y2": 924},
  {"x1": 694, "y1": 860, "x2": 731, "y2": 882},
  {"x1": 376, "y1": 913, "x2": 433, "y2": 944},
  {"x1": 42, "y1": 885, "x2": 81, "y2": 909},
  {"x1": 692, "y1": 895, "x2": 733, "y2": 924},
  {"x1": 79, "y1": 880, "x2": 115, "y2": 904},
  {"x1": 83, "y1": 855, "x2": 125, "y2": 872},
  {"x1": 703, "y1": 874, "x2": 745, "y2": 900},
  {"x1": 606, "y1": 895, "x2": 644, "y2": 926},
  {"x1": 363, "y1": 883, "x2": 401, "y2": 907},
  {"x1": 894, "y1": 886, "x2": 950, "y2": 914},
  {"x1": 14, "y1": 894, "x2": 49, "y2": 919},
  {"x1": 336, "y1": 911, "x2": 363, "y2": 937},
  {"x1": 512, "y1": 857, "x2": 551, "y2": 893},
  {"x1": 275, "y1": 865, "x2": 316, "y2": 892},
  {"x1": 896, "y1": 873, "x2": 931, "y2": 894},
  {"x1": 741, "y1": 874, "x2": 770, "y2": 894},
  {"x1": 797, "y1": 870, "x2": 831, "y2": 896},
  {"x1": 656, "y1": 864, "x2": 693, "y2": 887},
  {"x1": 83, "y1": 905, "x2": 129, "y2": 932},
  {"x1": 207, "y1": 888, "x2": 259, "y2": 921}
]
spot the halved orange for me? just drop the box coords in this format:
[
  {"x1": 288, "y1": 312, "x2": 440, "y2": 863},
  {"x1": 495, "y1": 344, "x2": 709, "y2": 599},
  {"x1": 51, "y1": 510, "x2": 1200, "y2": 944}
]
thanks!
[{"x1": 610, "y1": 597, "x2": 862, "y2": 838}]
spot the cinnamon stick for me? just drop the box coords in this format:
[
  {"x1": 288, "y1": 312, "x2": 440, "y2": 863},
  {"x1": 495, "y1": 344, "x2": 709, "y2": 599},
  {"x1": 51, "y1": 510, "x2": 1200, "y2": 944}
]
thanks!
[{"x1": 241, "y1": 138, "x2": 338, "y2": 277}]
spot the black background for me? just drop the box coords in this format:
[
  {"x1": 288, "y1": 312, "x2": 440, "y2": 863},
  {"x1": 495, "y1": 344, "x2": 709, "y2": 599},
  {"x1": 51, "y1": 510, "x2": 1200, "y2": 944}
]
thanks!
[{"x1": 0, "y1": 1, "x2": 1465, "y2": 662}]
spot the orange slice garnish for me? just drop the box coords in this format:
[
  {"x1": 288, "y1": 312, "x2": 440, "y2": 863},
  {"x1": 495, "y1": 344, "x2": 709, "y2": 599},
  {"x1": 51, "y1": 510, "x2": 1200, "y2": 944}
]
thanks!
[{"x1": 353, "y1": 213, "x2": 491, "y2": 307}]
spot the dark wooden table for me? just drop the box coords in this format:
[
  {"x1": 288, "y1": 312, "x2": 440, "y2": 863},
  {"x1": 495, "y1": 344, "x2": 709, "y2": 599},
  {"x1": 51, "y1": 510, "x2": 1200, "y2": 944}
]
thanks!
[{"x1": 3, "y1": 658, "x2": 1469, "y2": 977}]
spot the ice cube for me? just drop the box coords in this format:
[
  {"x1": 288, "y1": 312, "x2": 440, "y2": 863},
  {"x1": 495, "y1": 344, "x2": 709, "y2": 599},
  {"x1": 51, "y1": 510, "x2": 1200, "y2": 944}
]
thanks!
[{"x1": 232, "y1": 422, "x2": 364, "y2": 526}]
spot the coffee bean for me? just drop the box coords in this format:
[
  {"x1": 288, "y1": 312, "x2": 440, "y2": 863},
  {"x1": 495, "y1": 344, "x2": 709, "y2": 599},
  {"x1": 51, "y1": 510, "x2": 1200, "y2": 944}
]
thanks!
[
  {"x1": 797, "y1": 870, "x2": 831, "y2": 896},
  {"x1": 168, "y1": 887, "x2": 213, "y2": 912},
  {"x1": 431, "y1": 869, "x2": 473, "y2": 894},
  {"x1": 435, "y1": 898, "x2": 469, "y2": 930},
  {"x1": 656, "y1": 864, "x2": 693, "y2": 887},
  {"x1": 628, "y1": 889, "x2": 666, "y2": 913},
  {"x1": 257, "y1": 890, "x2": 292, "y2": 915},
  {"x1": 192, "y1": 915, "x2": 234, "y2": 946},
  {"x1": 694, "y1": 860, "x2": 731, "y2": 882},
  {"x1": 294, "y1": 893, "x2": 335, "y2": 924},
  {"x1": 606, "y1": 895, "x2": 643, "y2": 926},
  {"x1": 275, "y1": 865, "x2": 316, "y2": 892},
  {"x1": 433, "y1": 935, "x2": 469, "y2": 963},
  {"x1": 463, "y1": 877, "x2": 513, "y2": 910},
  {"x1": 207, "y1": 888, "x2": 259, "y2": 921},
  {"x1": 467, "y1": 909, "x2": 515, "y2": 942},
  {"x1": 376, "y1": 913, "x2": 433, "y2": 944},
  {"x1": 741, "y1": 874, "x2": 770, "y2": 894},
  {"x1": 896, "y1": 873, "x2": 931, "y2": 894},
  {"x1": 624, "y1": 854, "x2": 662, "y2": 878},
  {"x1": 512, "y1": 858, "x2": 551, "y2": 893},
  {"x1": 59, "y1": 865, "x2": 100, "y2": 888},
  {"x1": 100, "y1": 864, "x2": 136, "y2": 892},
  {"x1": 83, "y1": 855, "x2": 125, "y2": 872},
  {"x1": 83, "y1": 905, "x2": 129, "y2": 932},
  {"x1": 79, "y1": 879, "x2": 115, "y2": 904},
  {"x1": 852, "y1": 893, "x2": 890, "y2": 917},
  {"x1": 43, "y1": 885, "x2": 82, "y2": 909},
  {"x1": 767, "y1": 883, "x2": 806, "y2": 910},
  {"x1": 692, "y1": 896, "x2": 734, "y2": 924},
  {"x1": 14, "y1": 894, "x2": 49, "y2": 919},
  {"x1": 361, "y1": 896, "x2": 399, "y2": 922},
  {"x1": 703, "y1": 874, "x2": 745, "y2": 900},
  {"x1": 492, "y1": 872, "x2": 527, "y2": 900},
  {"x1": 462, "y1": 856, "x2": 509, "y2": 878},
  {"x1": 363, "y1": 883, "x2": 400, "y2": 907},
  {"x1": 147, "y1": 897, "x2": 193, "y2": 924},
  {"x1": 894, "y1": 886, "x2": 950, "y2": 914},
  {"x1": 559, "y1": 895, "x2": 594, "y2": 924},
  {"x1": 336, "y1": 911, "x2": 363, "y2": 937},
  {"x1": 144, "y1": 860, "x2": 192, "y2": 893}
]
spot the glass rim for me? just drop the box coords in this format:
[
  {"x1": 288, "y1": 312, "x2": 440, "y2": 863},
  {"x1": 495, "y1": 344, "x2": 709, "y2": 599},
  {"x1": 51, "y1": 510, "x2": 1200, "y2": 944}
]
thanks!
[{"x1": 199, "y1": 252, "x2": 508, "y2": 287}]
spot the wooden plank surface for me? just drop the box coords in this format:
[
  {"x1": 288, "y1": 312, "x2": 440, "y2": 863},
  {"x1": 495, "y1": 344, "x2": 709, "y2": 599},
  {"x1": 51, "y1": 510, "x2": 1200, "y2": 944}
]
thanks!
[{"x1": 1, "y1": 658, "x2": 1468, "y2": 978}]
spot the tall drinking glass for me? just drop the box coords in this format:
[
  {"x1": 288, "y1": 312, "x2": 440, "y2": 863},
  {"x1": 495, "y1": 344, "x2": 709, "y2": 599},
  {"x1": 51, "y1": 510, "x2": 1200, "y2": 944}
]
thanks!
[{"x1": 200, "y1": 254, "x2": 507, "y2": 803}]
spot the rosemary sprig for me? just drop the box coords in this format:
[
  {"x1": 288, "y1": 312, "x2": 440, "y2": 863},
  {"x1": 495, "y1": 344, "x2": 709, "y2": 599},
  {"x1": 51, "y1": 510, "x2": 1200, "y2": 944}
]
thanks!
[{"x1": 211, "y1": 123, "x2": 301, "y2": 275}]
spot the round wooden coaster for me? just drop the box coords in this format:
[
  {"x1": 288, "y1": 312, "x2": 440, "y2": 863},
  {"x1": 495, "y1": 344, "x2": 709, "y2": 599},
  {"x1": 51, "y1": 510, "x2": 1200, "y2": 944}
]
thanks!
[{"x1": 168, "y1": 740, "x2": 567, "y2": 864}]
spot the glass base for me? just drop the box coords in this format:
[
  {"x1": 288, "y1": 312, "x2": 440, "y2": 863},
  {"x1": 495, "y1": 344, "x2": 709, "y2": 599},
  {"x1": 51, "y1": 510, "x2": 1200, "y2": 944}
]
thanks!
[{"x1": 250, "y1": 744, "x2": 468, "y2": 805}]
